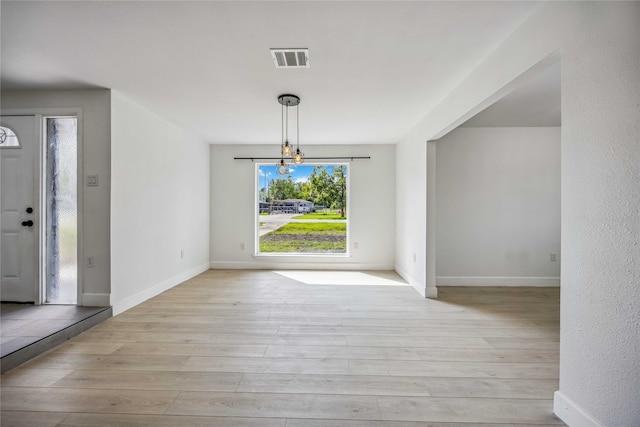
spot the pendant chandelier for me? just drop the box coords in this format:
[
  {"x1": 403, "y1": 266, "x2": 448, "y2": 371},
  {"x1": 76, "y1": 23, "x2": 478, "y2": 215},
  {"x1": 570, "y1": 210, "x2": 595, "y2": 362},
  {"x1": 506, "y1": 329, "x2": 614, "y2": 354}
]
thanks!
[{"x1": 277, "y1": 94, "x2": 304, "y2": 175}]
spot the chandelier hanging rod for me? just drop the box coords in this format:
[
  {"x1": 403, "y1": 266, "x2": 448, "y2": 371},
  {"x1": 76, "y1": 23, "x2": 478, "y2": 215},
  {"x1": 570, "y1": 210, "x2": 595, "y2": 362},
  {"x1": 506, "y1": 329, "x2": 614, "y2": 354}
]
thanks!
[{"x1": 234, "y1": 156, "x2": 371, "y2": 161}]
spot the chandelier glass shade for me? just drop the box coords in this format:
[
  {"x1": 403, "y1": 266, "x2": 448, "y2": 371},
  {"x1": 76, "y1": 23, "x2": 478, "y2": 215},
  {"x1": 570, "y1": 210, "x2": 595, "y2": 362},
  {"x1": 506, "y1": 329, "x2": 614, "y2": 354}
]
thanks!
[{"x1": 277, "y1": 158, "x2": 289, "y2": 175}]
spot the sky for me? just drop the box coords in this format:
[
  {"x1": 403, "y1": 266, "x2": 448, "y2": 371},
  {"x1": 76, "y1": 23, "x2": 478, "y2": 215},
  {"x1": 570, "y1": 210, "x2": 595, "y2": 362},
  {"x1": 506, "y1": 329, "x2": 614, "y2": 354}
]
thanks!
[{"x1": 258, "y1": 164, "x2": 344, "y2": 191}]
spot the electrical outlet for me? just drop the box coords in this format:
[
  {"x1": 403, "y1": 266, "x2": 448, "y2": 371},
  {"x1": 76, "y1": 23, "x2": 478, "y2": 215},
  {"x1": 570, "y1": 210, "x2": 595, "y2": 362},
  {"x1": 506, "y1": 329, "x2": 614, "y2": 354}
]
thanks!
[
  {"x1": 87, "y1": 175, "x2": 99, "y2": 187},
  {"x1": 413, "y1": 253, "x2": 417, "y2": 263},
  {"x1": 241, "y1": 243, "x2": 246, "y2": 250},
  {"x1": 87, "y1": 256, "x2": 95, "y2": 268},
  {"x1": 180, "y1": 249, "x2": 184, "y2": 259},
  {"x1": 550, "y1": 252, "x2": 557, "y2": 262},
  {"x1": 353, "y1": 242, "x2": 359, "y2": 249}
]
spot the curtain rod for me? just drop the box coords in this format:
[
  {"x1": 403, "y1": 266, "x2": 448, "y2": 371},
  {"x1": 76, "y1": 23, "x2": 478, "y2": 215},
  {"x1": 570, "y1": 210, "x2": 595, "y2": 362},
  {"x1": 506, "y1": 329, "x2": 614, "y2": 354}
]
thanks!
[{"x1": 234, "y1": 156, "x2": 370, "y2": 161}]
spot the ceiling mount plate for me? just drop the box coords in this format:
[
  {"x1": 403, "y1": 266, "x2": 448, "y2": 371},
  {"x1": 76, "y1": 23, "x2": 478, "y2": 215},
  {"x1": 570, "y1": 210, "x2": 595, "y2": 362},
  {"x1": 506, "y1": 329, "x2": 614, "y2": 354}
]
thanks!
[{"x1": 278, "y1": 94, "x2": 300, "y2": 107}]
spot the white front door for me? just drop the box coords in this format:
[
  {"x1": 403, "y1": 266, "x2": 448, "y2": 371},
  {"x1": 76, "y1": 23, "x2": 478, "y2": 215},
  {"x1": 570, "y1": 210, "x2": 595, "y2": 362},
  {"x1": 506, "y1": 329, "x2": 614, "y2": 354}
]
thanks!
[{"x1": 1, "y1": 115, "x2": 39, "y2": 302}]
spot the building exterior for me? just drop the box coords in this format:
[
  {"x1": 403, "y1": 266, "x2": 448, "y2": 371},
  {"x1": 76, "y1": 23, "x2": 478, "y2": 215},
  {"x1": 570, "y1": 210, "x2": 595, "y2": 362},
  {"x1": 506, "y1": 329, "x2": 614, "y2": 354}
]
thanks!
[{"x1": 259, "y1": 199, "x2": 315, "y2": 214}]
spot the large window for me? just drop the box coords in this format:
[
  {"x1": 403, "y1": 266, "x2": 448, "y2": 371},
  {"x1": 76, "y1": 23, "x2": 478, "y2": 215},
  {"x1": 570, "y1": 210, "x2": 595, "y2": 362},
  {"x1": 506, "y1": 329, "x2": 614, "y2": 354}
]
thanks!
[{"x1": 257, "y1": 163, "x2": 348, "y2": 255}]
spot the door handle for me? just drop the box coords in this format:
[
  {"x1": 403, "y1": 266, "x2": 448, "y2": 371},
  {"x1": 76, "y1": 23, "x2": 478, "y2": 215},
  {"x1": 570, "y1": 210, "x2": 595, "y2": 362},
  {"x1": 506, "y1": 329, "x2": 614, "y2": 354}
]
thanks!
[{"x1": 21, "y1": 220, "x2": 33, "y2": 227}]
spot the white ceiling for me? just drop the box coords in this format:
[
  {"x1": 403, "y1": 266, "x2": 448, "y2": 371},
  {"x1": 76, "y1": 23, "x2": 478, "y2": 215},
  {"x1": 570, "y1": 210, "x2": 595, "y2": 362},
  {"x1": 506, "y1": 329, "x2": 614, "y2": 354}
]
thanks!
[
  {"x1": 460, "y1": 61, "x2": 561, "y2": 127},
  {"x1": 1, "y1": 1, "x2": 545, "y2": 145}
]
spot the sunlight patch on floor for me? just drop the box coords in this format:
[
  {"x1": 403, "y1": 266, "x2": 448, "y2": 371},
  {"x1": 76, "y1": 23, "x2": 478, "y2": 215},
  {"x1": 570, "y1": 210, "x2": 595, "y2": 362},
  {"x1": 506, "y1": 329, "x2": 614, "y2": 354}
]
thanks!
[{"x1": 273, "y1": 270, "x2": 410, "y2": 287}]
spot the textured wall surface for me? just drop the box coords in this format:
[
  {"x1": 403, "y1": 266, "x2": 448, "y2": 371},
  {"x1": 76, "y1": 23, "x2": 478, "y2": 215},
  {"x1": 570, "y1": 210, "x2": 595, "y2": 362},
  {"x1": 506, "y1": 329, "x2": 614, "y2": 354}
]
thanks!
[{"x1": 557, "y1": 3, "x2": 640, "y2": 426}]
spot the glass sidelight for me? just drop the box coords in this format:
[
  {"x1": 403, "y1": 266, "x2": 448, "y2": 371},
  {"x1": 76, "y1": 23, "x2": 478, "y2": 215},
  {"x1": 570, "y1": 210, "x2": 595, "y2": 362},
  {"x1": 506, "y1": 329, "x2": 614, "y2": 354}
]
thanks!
[{"x1": 44, "y1": 117, "x2": 78, "y2": 304}]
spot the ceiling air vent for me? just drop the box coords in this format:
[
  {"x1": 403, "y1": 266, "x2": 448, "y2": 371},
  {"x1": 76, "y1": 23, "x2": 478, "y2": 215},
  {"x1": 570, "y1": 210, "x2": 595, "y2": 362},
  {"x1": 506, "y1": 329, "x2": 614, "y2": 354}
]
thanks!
[{"x1": 270, "y1": 49, "x2": 309, "y2": 68}]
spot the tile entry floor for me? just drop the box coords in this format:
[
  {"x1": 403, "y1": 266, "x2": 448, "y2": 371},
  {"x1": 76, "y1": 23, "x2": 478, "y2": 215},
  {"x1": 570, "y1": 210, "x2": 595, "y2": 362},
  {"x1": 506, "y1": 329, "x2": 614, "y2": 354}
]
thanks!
[
  {"x1": 0, "y1": 270, "x2": 565, "y2": 426},
  {"x1": 1, "y1": 304, "x2": 109, "y2": 358}
]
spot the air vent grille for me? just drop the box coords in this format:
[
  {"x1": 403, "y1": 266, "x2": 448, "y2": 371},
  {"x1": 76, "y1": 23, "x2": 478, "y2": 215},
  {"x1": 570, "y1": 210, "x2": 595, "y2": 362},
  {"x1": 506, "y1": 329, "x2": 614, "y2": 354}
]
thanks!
[{"x1": 270, "y1": 49, "x2": 309, "y2": 68}]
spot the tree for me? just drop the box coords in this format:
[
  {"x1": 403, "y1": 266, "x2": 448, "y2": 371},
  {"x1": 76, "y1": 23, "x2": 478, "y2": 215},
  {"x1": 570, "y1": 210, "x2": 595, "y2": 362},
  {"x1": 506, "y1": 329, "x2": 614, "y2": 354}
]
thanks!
[
  {"x1": 332, "y1": 166, "x2": 347, "y2": 218},
  {"x1": 305, "y1": 165, "x2": 347, "y2": 216},
  {"x1": 308, "y1": 166, "x2": 334, "y2": 208},
  {"x1": 267, "y1": 177, "x2": 300, "y2": 201}
]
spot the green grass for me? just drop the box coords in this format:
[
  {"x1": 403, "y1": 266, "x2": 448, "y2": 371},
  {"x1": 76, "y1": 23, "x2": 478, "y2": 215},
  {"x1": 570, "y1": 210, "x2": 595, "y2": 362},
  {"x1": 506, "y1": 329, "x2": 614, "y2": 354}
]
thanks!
[
  {"x1": 260, "y1": 239, "x2": 345, "y2": 253},
  {"x1": 259, "y1": 212, "x2": 269, "y2": 216},
  {"x1": 293, "y1": 213, "x2": 346, "y2": 220},
  {"x1": 260, "y1": 222, "x2": 347, "y2": 253},
  {"x1": 270, "y1": 222, "x2": 346, "y2": 234}
]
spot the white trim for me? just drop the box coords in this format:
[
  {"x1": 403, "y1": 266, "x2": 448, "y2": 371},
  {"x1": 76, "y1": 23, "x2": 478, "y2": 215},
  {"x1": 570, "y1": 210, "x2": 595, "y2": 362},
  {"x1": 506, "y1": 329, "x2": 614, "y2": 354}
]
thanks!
[
  {"x1": 425, "y1": 286, "x2": 438, "y2": 298},
  {"x1": 111, "y1": 262, "x2": 209, "y2": 316},
  {"x1": 75, "y1": 112, "x2": 84, "y2": 307},
  {"x1": 36, "y1": 114, "x2": 45, "y2": 305},
  {"x1": 254, "y1": 161, "x2": 351, "y2": 257},
  {"x1": 426, "y1": 140, "x2": 437, "y2": 292},
  {"x1": 394, "y1": 263, "x2": 426, "y2": 297},
  {"x1": 253, "y1": 253, "x2": 350, "y2": 259},
  {"x1": 81, "y1": 293, "x2": 110, "y2": 307},
  {"x1": 437, "y1": 276, "x2": 560, "y2": 286},
  {"x1": 211, "y1": 261, "x2": 393, "y2": 271},
  {"x1": 42, "y1": 113, "x2": 84, "y2": 306},
  {"x1": 554, "y1": 391, "x2": 605, "y2": 427},
  {"x1": 35, "y1": 115, "x2": 44, "y2": 305}
]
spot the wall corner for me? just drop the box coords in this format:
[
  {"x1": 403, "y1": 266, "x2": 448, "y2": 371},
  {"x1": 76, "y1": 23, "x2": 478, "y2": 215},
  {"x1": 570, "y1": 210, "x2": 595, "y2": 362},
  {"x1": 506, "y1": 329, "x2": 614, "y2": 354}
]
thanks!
[{"x1": 554, "y1": 391, "x2": 605, "y2": 427}]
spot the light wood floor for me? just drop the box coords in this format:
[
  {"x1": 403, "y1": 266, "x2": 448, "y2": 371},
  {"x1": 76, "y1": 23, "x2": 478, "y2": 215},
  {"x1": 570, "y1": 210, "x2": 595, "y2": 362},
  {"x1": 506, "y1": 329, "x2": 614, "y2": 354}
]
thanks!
[{"x1": 0, "y1": 270, "x2": 564, "y2": 426}]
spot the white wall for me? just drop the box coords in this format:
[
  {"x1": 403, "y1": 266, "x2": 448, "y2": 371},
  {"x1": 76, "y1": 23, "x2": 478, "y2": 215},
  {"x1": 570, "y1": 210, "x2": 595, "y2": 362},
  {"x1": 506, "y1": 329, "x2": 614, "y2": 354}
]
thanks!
[
  {"x1": 1, "y1": 89, "x2": 111, "y2": 305},
  {"x1": 210, "y1": 144, "x2": 395, "y2": 270},
  {"x1": 395, "y1": 138, "x2": 428, "y2": 296},
  {"x1": 554, "y1": 5, "x2": 639, "y2": 425},
  {"x1": 436, "y1": 127, "x2": 560, "y2": 286},
  {"x1": 395, "y1": 3, "x2": 639, "y2": 426},
  {"x1": 110, "y1": 92, "x2": 210, "y2": 314}
]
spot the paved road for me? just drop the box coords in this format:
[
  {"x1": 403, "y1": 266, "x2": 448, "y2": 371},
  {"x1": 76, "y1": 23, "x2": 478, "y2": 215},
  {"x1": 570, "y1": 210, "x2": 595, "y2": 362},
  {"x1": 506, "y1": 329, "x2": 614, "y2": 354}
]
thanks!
[
  {"x1": 259, "y1": 213, "x2": 348, "y2": 236},
  {"x1": 259, "y1": 213, "x2": 297, "y2": 236}
]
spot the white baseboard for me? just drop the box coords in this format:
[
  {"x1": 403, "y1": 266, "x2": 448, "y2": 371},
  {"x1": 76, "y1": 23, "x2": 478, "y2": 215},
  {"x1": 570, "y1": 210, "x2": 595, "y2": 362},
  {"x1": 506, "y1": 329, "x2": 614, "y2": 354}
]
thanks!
[
  {"x1": 112, "y1": 262, "x2": 210, "y2": 316},
  {"x1": 436, "y1": 276, "x2": 560, "y2": 287},
  {"x1": 81, "y1": 293, "x2": 110, "y2": 307},
  {"x1": 210, "y1": 261, "x2": 394, "y2": 271},
  {"x1": 394, "y1": 264, "x2": 432, "y2": 298},
  {"x1": 554, "y1": 391, "x2": 604, "y2": 427},
  {"x1": 425, "y1": 286, "x2": 438, "y2": 298}
]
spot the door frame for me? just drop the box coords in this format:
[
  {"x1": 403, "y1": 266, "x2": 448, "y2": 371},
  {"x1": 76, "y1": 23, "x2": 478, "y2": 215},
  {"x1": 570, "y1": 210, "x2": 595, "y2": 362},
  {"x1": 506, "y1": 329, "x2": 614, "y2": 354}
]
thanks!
[{"x1": 1, "y1": 108, "x2": 84, "y2": 305}]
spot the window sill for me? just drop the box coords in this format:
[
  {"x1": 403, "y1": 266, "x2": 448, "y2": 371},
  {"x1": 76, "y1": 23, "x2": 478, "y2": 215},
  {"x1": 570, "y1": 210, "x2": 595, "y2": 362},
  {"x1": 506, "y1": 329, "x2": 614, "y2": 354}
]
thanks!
[{"x1": 253, "y1": 253, "x2": 351, "y2": 259}]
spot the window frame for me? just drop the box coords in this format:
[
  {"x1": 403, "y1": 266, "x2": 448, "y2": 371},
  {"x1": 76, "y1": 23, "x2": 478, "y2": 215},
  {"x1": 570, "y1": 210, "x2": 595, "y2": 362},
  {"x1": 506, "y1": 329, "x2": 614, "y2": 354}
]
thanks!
[
  {"x1": 43, "y1": 116, "x2": 79, "y2": 305},
  {"x1": 254, "y1": 161, "x2": 351, "y2": 258}
]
